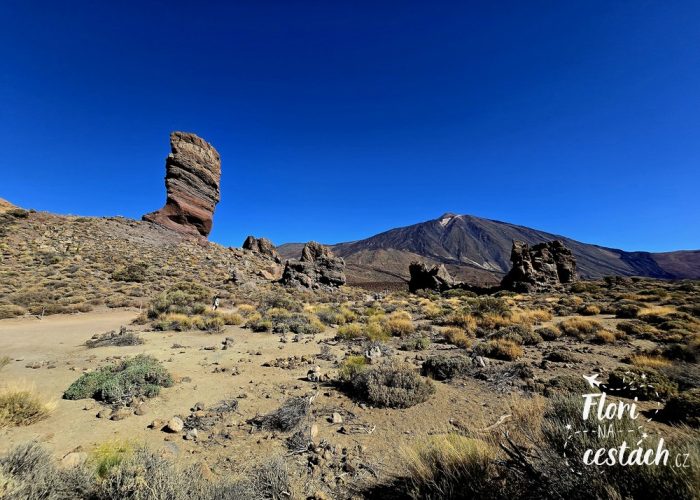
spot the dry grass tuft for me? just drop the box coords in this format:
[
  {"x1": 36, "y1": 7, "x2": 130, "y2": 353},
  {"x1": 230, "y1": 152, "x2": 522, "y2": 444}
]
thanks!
[{"x1": 0, "y1": 382, "x2": 55, "y2": 427}]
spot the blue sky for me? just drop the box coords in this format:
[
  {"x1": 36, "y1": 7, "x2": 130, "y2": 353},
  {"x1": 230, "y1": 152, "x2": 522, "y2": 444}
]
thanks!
[{"x1": 1, "y1": 1, "x2": 698, "y2": 251}]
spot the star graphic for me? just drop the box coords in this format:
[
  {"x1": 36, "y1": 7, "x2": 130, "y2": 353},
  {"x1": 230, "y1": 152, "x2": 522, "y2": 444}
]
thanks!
[
  {"x1": 642, "y1": 433, "x2": 648, "y2": 439},
  {"x1": 565, "y1": 424, "x2": 572, "y2": 430},
  {"x1": 641, "y1": 373, "x2": 647, "y2": 380}
]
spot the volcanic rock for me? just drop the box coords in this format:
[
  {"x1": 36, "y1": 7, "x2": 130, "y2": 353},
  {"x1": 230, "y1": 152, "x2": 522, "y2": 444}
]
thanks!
[
  {"x1": 281, "y1": 241, "x2": 346, "y2": 289},
  {"x1": 501, "y1": 240, "x2": 576, "y2": 292},
  {"x1": 243, "y1": 236, "x2": 281, "y2": 263},
  {"x1": 143, "y1": 132, "x2": 221, "y2": 238},
  {"x1": 408, "y1": 262, "x2": 456, "y2": 292}
]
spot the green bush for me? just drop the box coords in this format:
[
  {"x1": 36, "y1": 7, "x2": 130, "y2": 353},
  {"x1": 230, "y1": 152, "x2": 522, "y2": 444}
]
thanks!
[
  {"x1": 346, "y1": 362, "x2": 434, "y2": 408},
  {"x1": 421, "y1": 355, "x2": 471, "y2": 380},
  {"x1": 607, "y1": 367, "x2": 677, "y2": 400},
  {"x1": 111, "y1": 262, "x2": 148, "y2": 283},
  {"x1": 63, "y1": 355, "x2": 173, "y2": 404},
  {"x1": 147, "y1": 282, "x2": 211, "y2": 319},
  {"x1": 660, "y1": 388, "x2": 700, "y2": 427}
]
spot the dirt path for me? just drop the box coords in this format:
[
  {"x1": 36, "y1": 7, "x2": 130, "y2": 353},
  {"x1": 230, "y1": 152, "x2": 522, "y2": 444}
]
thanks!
[{"x1": 0, "y1": 309, "x2": 502, "y2": 478}]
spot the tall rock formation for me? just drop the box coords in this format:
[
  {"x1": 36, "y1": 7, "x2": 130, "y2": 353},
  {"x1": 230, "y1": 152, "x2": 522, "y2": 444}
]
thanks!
[
  {"x1": 281, "y1": 241, "x2": 346, "y2": 289},
  {"x1": 143, "y1": 132, "x2": 221, "y2": 238},
  {"x1": 501, "y1": 240, "x2": 577, "y2": 292},
  {"x1": 242, "y1": 235, "x2": 282, "y2": 263},
  {"x1": 408, "y1": 262, "x2": 456, "y2": 292}
]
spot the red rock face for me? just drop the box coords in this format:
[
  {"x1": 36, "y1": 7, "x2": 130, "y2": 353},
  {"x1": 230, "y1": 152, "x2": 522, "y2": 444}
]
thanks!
[{"x1": 143, "y1": 132, "x2": 221, "y2": 238}]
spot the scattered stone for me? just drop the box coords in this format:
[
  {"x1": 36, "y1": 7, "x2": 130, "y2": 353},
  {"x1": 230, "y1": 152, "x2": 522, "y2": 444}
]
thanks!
[
  {"x1": 307, "y1": 366, "x2": 322, "y2": 382},
  {"x1": 134, "y1": 404, "x2": 150, "y2": 416},
  {"x1": 166, "y1": 417, "x2": 185, "y2": 433},
  {"x1": 184, "y1": 428, "x2": 199, "y2": 441},
  {"x1": 110, "y1": 408, "x2": 132, "y2": 421},
  {"x1": 331, "y1": 412, "x2": 343, "y2": 424}
]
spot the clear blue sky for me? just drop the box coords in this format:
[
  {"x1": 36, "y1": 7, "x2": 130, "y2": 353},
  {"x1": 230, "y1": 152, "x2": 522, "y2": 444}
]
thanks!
[{"x1": 1, "y1": 1, "x2": 698, "y2": 252}]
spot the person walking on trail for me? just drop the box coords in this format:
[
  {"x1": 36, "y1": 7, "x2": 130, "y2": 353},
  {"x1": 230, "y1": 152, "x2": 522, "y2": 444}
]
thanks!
[{"x1": 212, "y1": 295, "x2": 220, "y2": 311}]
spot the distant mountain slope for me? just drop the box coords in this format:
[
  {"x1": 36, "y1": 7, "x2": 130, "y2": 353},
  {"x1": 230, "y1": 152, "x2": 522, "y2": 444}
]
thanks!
[{"x1": 278, "y1": 213, "x2": 698, "y2": 284}]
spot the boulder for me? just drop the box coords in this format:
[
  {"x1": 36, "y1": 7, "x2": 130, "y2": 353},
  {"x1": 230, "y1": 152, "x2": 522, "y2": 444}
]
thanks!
[
  {"x1": 242, "y1": 236, "x2": 282, "y2": 263},
  {"x1": 500, "y1": 240, "x2": 576, "y2": 292},
  {"x1": 143, "y1": 132, "x2": 221, "y2": 238},
  {"x1": 165, "y1": 416, "x2": 185, "y2": 433},
  {"x1": 408, "y1": 262, "x2": 455, "y2": 292},
  {"x1": 281, "y1": 242, "x2": 346, "y2": 289}
]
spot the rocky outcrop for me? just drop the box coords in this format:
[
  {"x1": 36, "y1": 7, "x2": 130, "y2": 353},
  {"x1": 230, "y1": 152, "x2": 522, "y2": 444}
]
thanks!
[
  {"x1": 143, "y1": 132, "x2": 221, "y2": 238},
  {"x1": 281, "y1": 241, "x2": 346, "y2": 289},
  {"x1": 408, "y1": 262, "x2": 456, "y2": 292},
  {"x1": 242, "y1": 236, "x2": 281, "y2": 263},
  {"x1": 500, "y1": 240, "x2": 576, "y2": 292}
]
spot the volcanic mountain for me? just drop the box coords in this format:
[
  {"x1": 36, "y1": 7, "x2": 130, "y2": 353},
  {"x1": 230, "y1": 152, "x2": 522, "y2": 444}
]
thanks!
[{"x1": 278, "y1": 213, "x2": 700, "y2": 285}]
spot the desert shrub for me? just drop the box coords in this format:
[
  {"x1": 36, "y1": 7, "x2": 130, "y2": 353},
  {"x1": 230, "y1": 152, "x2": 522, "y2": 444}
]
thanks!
[
  {"x1": 91, "y1": 440, "x2": 134, "y2": 478},
  {"x1": 578, "y1": 304, "x2": 600, "y2": 316},
  {"x1": 420, "y1": 301, "x2": 444, "y2": 320},
  {"x1": 236, "y1": 304, "x2": 257, "y2": 317},
  {"x1": 0, "y1": 441, "x2": 293, "y2": 499},
  {"x1": 473, "y1": 339, "x2": 523, "y2": 361},
  {"x1": 0, "y1": 442, "x2": 94, "y2": 499},
  {"x1": 401, "y1": 434, "x2": 496, "y2": 498},
  {"x1": 591, "y1": 330, "x2": 616, "y2": 344},
  {"x1": 442, "y1": 327, "x2": 472, "y2": 348},
  {"x1": 536, "y1": 326, "x2": 561, "y2": 341},
  {"x1": 616, "y1": 320, "x2": 659, "y2": 339},
  {"x1": 111, "y1": 262, "x2": 148, "y2": 283},
  {"x1": 85, "y1": 327, "x2": 143, "y2": 348},
  {"x1": 383, "y1": 311, "x2": 415, "y2": 336},
  {"x1": 0, "y1": 304, "x2": 26, "y2": 319},
  {"x1": 0, "y1": 356, "x2": 9, "y2": 371},
  {"x1": 443, "y1": 311, "x2": 477, "y2": 332},
  {"x1": 421, "y1": 355, "x2": 472, "y2": 380},
  {"x1": 315, "y1": 305, "x2": 347, "y2": 325},
  {"x1": 543, "y1": 374, "x2": 592, "y2": 397},
  {"x1": 661, "y1": 342, "x2": 698, "y2": 363},
  {"x1": 471, "y1": 296, "x2": 510, "y2": 316},
  {"x1": 259, "y1": 291, "x2": 303, "y2": 313},
  {"x1": 338, "y1": 355, "x2": 368, "y2": 384},
  {"x1": 557, "y1": 317, "x2": 602, "y2": 338},
  {"x1": 346, "y1": 362, "x2": 434, "y2": 408},
  {"x1": 337, "y1": 322, "x2": 364, "y2": 340},
  {"x1": 202, "y1": 315, "x2": 225, "y2": 333},
  {"x1": 0, "y1": 385, "x2": 53, "y2": 426},
  {"x1": 510, "y1": 309, "x2": 552, "y2": 325},
  {"x1": 247, "y1": 317, "x2": 273, "y2": 332},
  {"x1": 248, "y1": 396, "x2": 310, "y2": 432},
  {"x1": 544, "y1": 350, "x2": 578, "y2": 363},
  {"x1": 219, "y1": 312, "x2": 244, "y2": 325},
  {"x1": 659, "y1": 389, "x2": 700, "y2": 427},
  {"x1": 491, "y1": 324, "x2": 542, "y2": 345},
  {"x1": 476, "y1": 311, "x2": 514, "y2": 330},
  {"x1": 400, "y1": 336, "x2": 430, "y2": 351},
  {"x1": 63, "y1": 355, "x2": 173, "y2": 404},
  {"x1": 570, "y1": 281, "x2": 600, "y2": 293},
  {"x1": 629, "y1": 354, "x2": 670, "y2": 369},
  {"x1": 615, "y1": 303, "x2": 641, "y2": 318},
  {"x1": 607, "y1": 367, "x2": 677, "y2": 400},
  {"x1": 147, "y1": 282, "x2": 211, "y2": 319}
]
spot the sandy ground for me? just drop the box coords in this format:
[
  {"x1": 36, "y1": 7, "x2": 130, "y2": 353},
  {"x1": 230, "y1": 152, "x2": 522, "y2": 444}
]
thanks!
[{"x1": 0, "y1": 308, "x2": 504, "y2": 480}]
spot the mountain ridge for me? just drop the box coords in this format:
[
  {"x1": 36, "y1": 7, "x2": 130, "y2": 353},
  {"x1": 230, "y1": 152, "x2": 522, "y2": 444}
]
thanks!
[{"x1": 278, "y1": 213, "x2": 699, "y2": 284}]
